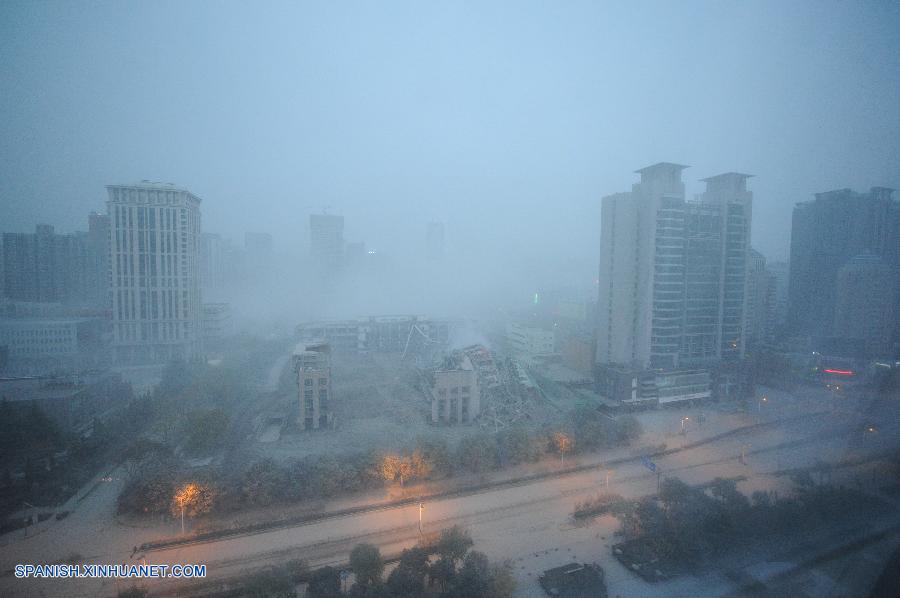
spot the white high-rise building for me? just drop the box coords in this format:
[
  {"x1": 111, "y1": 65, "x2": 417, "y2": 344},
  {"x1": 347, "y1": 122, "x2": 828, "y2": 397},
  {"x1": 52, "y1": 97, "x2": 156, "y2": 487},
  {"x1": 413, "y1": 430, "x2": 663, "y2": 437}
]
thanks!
[
  {"x1": 596, "y1": 164, "x2": 752, "y2": 371},
  {"x1": 107, "y1": 181, "x2": 202, "y2": 364}
]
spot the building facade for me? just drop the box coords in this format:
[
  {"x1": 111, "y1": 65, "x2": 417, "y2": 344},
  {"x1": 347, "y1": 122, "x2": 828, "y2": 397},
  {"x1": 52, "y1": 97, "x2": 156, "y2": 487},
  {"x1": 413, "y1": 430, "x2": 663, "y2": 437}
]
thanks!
[
  {"x1": 1, "y1": 220, "x2": 106, "y2": 309},
  {"x1": 292, "y1": 340, "x2": 332, "y2": 430},
  {"x1": 0, "y1": 317, "x2": 107, "y2": 369},
  {"x1": 596, "y1": 164, "x2": 752, "y2": 371},
  {"x1": 506, "y1": 321, "x2": 556, "y2": 359},
  {"x1": 833, "y1": 254, "x2": 896, "y2": 357},
  {"x1": 788, "y1": 187, "x2": 899, "y2": 345},
  {"x1": 427, "y1": 354, "x2": 480, "y2": 424},
  {"x1": 106, "y1": 182, "x2": 203, "y2": 364},
  {"x1": 745, "y1": 248, "x2": 776, "y2": 348}
]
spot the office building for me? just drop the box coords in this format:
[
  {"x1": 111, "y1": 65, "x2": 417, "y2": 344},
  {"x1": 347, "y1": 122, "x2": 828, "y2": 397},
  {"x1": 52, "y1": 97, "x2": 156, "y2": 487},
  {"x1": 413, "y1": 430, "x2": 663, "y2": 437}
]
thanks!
[
  {"x1": 0, "y1": 317, "x2": 107, "y2": 369},
  {"x1": 833, "y1": 254, "x2": 896, "y2": 357},
  {"x1": 788, "y1": 187, "x2": 899, "y2": 343},
  {"x1": 1, "y1": 222, "x2": 103, "y2": 308},
  {"x1": 292, "y1": 340, "x2": 332, "y2": 430},
  {"x1": 745, "y1": 249, "x2": 776, "y2": 348},
  {"x1": 506, "y1": 321, "x2": 556, "y2": 360},
  {"x1": 106, "y1": 181, "x2": 203, "y2": 364}
]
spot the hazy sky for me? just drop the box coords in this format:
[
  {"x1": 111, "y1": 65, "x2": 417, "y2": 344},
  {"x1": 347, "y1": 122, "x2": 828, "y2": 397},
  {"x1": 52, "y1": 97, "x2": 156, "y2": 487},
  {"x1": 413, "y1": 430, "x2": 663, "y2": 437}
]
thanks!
[{"x1": 2, "y1": 0, "x2": 899, "y2": 266}]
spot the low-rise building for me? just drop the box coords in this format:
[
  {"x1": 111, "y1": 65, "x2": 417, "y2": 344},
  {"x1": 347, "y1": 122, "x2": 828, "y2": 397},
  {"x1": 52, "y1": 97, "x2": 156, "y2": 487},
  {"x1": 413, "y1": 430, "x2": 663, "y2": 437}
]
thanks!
[
  {"x1": 596, "y1": 365, "x2": 711, "y2": 408},
  {"x1": 425, "y1": 353, "x2": 480, "y2": 425},
  {"x1": 0, "y1": 317, "x2": 108, "y2": 370},
  {"x1": 506, "y1": 321, "x2": 556, "y2": 360},
  {"x1": 292, "y1": 340, "x2": 332, "y2": 431}
]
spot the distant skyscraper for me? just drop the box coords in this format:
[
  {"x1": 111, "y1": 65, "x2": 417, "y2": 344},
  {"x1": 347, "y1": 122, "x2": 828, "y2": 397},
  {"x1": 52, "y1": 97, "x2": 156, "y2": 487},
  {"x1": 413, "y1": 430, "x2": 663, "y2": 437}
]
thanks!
[
  {"x1": 788, "y1": 187, "x2": 899, "y2": 343},
  {"x1": 426, "y1": 221, "x2": 445, "y2": 261},
  {"x1": 199, "y1": 232, "x2": 225, "y2": 295},
  {"x1": 766, "y1": 260, "x2": 790, "y2": 337},
  {"x1": 745, "y1": 249, "x2": 775, "y2": 348},
  {"x1": 596, "y1": 164, "x2": 752, "y2": 371},
  {"x1": 86, "y1": 212, "x2": 110, "y2": 310},
  {"x1": 309, "y1": 214, "x2": 344, "y2": 278},
  {"x1": 106, "y1": 181, "x2": 202, "y2": 364},
  {"x1": 833, "y1": 254, "x2": 895, "y2": 356}
]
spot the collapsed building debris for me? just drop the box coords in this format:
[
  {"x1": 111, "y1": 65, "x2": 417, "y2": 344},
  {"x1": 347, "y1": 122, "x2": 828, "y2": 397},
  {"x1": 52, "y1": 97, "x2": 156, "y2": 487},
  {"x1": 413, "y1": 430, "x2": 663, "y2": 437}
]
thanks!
[
  {"x1": 296, "y1": 315, "x2": 462, "y2": 363},
  {"x1": 420, "y1": 344, "x2": 539, "y2": 430}
]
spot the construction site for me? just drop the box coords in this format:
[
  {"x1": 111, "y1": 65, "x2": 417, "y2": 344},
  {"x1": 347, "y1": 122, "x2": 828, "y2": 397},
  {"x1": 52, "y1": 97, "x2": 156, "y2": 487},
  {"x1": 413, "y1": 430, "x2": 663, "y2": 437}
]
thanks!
[{"x1": 249, "y1": 315, "x2": 596, "y2": 460}]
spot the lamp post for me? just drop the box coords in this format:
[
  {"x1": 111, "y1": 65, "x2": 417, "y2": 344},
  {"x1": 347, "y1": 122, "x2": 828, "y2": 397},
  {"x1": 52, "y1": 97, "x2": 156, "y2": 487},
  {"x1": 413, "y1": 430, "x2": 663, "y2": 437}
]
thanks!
[
  {"x1": 418, "y1": 500, "x2": 424, "y2": 534},
  {"x1": 681, "y1": 416, "x2": 689, "y2": 435},
  {"x1": 757, "y1": 396, "x2": 768, "y2": 424}
]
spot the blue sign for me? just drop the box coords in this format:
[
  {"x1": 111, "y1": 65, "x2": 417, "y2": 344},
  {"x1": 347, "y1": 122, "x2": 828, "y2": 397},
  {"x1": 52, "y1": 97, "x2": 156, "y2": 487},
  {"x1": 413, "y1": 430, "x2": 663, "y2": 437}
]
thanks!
[
  {"x1": 340, "y1": 570, "x2": 349, "y2": 581},
  {"x1": 641, "y1": 456, "x2": 657, "y2": 473}
]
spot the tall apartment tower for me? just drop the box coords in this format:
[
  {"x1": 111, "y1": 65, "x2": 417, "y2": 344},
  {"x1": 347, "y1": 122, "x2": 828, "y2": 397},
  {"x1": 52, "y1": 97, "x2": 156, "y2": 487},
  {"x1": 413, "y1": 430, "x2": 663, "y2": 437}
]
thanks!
[
  {"x1": 833, "y1": 254, "x2": 896, "y2": 356},
  {"x1": 788, "y1": 187, "x2": 899, "y2": 343},
  {"x1": 596, "y1": 164, "x2": 752, "y2": 371},
  {"x1": 292, "y1": 340, "x2": 332, "y2": 430},
  {"x1": 698, "y1": 172, "x2": 753, "y2": 362},
  {"x1": 106, "y1": 182, "x2": 202, "y2": 364}
]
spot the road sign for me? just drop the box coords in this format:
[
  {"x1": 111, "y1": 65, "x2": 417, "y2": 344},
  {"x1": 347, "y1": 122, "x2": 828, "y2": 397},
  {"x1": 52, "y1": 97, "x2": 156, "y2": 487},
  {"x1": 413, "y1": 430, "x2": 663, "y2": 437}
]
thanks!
[
  {"x1": 641, "y1": 456, "x2": 657, "y2": 473},
  {"x1": 340, "y1": 570, "x2": 349, "y2": 581}
]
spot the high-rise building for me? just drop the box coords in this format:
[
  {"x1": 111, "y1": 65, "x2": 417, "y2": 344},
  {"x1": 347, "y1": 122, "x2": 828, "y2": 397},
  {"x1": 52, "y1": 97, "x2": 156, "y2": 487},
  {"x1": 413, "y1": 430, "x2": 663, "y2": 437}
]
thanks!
[
  {"x1": 596, "y1": 163, "x2": 752, "y2": 372},
  {"x1": 745, "y1": 249, "x2": 775, "y2": 348},
  {"x1": 310, "y1": 213, "x2": 343, "y2": 268},
  {"x1": 199, "y1": 232, "x2": 225, "y2": 295},
  {"x1": 426, "y1": 221, "x2": 445, "y2": 261},
  {"x1": 86, "y1": 212, "x2": 110, "y2": 310},
  {"x1": 833, "y1": 254, "x2": 896, "y2": 357},
  {"x1": 106, "y1": 181, "x2": 202, "y2": 364},
  {"x1": 1, "y1": 222, "x2": 102, "y2": 308},
  {"x1": 766, "y1": 260, "x2": 790, "y2": 337},
  {"x1": 788, "y1": 187, "x2": 899, "y2": 343}
]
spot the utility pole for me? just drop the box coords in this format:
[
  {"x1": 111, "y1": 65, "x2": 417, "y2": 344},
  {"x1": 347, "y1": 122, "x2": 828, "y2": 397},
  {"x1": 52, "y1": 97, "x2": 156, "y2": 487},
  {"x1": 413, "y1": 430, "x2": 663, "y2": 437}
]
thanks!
[
  {"x1": 657, "y1": 470, "x2": 661, "y2": 493},
  {"x1": 181, "y1": 505, "x2": 185, "y2": 534}
]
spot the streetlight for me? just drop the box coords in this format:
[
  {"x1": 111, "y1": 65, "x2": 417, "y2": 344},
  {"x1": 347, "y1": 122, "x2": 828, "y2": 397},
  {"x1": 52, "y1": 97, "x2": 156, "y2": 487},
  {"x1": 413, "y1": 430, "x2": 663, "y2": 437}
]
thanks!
[
  {"x1": 418, "y1": 500, "x2": 424, "y2": 534},
  {"x1": 740, "y1": 443, "x2": 751, "y2": 465},
  {"x1": 605, "y1": 469, "x2": 611, "y2": 489},
  {"x1": 757, "y1": 396, "x2": 768, "y2": 423},
  {"x1": 681, "y1": 416, "x2": 690, "y2": 435}
]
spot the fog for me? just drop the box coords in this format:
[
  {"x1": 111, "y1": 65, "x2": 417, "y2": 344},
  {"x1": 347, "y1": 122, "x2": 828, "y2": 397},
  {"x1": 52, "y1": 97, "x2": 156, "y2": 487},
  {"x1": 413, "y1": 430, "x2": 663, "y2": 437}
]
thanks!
[{"x1": 2, "y1": 0, "x2": 899, "y2": 325}]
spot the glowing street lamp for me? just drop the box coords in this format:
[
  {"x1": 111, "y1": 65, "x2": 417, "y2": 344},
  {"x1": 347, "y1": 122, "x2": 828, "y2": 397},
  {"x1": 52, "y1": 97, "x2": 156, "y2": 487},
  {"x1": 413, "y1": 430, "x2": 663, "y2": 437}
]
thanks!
[
  {"x1": 174, "y1": 483, "x2": 199, "y2": 535},
  {"x1": 680, "y1": 416, "x2": 690, "y2": 435},
  {"x1": 757, "y1": 396, "x2": 768, "y2": 423}
]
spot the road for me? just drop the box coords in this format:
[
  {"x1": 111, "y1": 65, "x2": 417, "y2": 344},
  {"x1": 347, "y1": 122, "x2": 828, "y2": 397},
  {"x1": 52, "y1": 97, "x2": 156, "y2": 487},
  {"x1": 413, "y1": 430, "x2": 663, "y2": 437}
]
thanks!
[{"x1": 1, "y1": 388, "x2": 895, "y2": 597}]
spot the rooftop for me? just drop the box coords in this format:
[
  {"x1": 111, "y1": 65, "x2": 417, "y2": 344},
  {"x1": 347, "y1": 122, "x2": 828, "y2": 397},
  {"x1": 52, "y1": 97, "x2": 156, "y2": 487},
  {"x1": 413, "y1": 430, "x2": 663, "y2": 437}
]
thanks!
[
  {"x1": 700, "y1": 172, "x2": 754, "y2": 183},
  {"x1": 634, "y1": 162, "x2": 689, "y2": 175}
]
